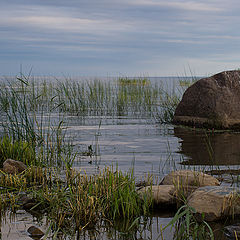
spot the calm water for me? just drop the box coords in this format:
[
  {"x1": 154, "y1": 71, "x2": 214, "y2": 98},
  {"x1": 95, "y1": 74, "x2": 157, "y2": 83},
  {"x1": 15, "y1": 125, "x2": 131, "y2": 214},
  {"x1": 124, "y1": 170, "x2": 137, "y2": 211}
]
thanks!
[{"x1": 65, "y1": 115, "x2": 240, "y2": 183}]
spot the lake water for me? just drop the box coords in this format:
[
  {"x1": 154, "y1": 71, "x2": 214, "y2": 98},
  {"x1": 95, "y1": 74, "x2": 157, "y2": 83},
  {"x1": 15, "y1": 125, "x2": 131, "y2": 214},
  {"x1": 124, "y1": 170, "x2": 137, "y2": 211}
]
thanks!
[{"x1": 65, "y1": 115, "x2": 240, "y2": 185}]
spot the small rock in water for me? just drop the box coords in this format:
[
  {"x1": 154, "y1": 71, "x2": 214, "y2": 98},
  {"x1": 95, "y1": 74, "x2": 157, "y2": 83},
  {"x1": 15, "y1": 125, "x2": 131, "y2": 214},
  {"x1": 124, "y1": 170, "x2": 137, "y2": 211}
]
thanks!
[
  {"x1": 27, "y1": 226, "x2": 44, "y2": 239},
  {"x1": 138, "y1": 185, "x2": 176, "y2": 205},
  {"x1": 3, "y1": 159, "x2": 27, "y2": 174},
  {"x1": 224, "y1": 223, "x2": 240, "y2": 239},
  {"x1": 19, "y1": 195, "x2": 38, "y2": 210}
]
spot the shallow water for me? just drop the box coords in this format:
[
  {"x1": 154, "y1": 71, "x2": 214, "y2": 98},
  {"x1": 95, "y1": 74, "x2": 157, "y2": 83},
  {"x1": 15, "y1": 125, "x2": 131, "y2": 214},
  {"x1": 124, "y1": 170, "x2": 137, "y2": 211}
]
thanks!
[
  {"x1": 64, "y1": 116, "x2": 240, "y2": 183},
  {"x1": 66, "y1": 117, "x2": 181, "y2": 180}
]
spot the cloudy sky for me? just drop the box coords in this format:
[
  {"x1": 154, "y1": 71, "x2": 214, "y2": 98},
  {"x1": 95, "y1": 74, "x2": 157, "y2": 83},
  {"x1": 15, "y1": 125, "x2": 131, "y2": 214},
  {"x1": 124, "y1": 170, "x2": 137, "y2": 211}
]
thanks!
[{"x1": 1, "y1": 0, "x2": 240, "y2": 77}]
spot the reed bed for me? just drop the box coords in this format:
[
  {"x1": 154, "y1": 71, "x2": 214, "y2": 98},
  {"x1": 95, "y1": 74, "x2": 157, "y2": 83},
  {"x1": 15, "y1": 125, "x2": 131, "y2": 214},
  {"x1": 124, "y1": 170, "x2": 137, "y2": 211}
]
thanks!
[
  {"x1": 0, "y1": 76, "x2": 183, "y2": 120},
  {"x1": 0, "y1": 165, "x2": 153, "y2": 238},
  {"x1": 55, "y1": 77, "x2": 168, "y2": 117},
  {"x1": 0, "y1": 76, "x2": 75, "y2": 167}
]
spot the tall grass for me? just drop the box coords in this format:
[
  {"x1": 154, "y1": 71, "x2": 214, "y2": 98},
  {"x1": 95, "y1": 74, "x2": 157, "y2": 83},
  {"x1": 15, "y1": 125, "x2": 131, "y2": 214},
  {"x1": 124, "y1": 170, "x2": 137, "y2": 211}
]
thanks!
[
  {"x1": 0, "y1": 75, "x2": 183, "y2": 167},
  {"x1": 0, "y1": 76, "x2": 73, "y2": 167},
  {"x1": 56, "y1": 77, "x2": 165, "y2": 117},
  {"x1": 0, "y1": 76, "x2": 182, "y2": 120},
  {"x1": 0, "y1": 136, "x2": 36, "y2": 167},
  {"x1": 163, "y1": 203, "x2": 214, "y2": 240},
  {"x1": 0, "y1": 165, "x2": 152, "y2": 238}
]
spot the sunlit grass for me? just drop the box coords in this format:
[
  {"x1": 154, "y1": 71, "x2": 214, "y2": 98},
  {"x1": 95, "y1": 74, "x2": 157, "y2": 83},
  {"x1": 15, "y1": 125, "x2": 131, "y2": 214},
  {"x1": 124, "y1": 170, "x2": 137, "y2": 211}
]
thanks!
[{"x1": 0, "y1": 165, "x2": 153, "y2": 238}]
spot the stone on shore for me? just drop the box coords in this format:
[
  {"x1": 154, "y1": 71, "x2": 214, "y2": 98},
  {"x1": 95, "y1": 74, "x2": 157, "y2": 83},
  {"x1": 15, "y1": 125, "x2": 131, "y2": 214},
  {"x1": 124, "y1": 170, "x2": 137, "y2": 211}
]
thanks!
[
  {"x1": 3, "y1": 159, "x2": 27, "y2": 174},
  {"x1": 173, "y1": 70, "x2": 240, "y2": 129},
  {"x1": 187, "y1": 186, "x2": 240, "y2": 221},
  {"x1": 160, "y1": 170, "x2": 220, "y2": 187},
  {"x1": 138, "y1": 185, "x2": 176, "y2": 205}
]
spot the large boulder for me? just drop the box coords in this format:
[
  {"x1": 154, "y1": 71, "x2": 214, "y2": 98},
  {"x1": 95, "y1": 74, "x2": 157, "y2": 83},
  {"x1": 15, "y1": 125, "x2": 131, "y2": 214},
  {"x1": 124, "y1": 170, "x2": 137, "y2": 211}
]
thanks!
[
  {"x1": 160, "y1": 170, "x2": 220, "y2": 187},
  {"x1": 3, "y1": 159, "x2": 27, "y2": 174},
  {"x1": 187, "y1": 186, "x2": 240, "y2": 221},
  {"x1": 173, "y1": 70, "x2": 240, "y2": 129}
]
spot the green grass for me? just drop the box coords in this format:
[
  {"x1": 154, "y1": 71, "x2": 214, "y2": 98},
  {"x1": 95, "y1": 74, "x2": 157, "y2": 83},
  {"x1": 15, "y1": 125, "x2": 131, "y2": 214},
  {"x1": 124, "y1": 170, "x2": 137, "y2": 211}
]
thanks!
[
  {"x1": 0, "y1": 75, "x2": 184, "y2": 168},
  {"x1": 0, "y1": 136, "x2": 36, "y2": 167},
  {"x1": 0, "y1": 76, "x2": 74, "y2": 167},
  {"x1": 0, "y1": 76, "x2": 181, "y2": 120},
  {"x1": 163, "y1": 203, "x2": 214, "y2": 240},
  {"x1": 0, "y1": 165, "x2": 153, "y2": 238}
]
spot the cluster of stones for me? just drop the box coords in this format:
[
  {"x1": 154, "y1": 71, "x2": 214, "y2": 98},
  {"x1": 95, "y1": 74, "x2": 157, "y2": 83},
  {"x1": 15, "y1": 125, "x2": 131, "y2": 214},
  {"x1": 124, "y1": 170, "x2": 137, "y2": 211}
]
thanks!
[
  {"x1": 138, "y1": 170, "x2": 240, "y2": 222},
  {"x1": 3, "y1": 159, "x2": 240, "y2": 237},
  {"x1": 2, "y1": 159, "x2": 44, "y2": 239}
]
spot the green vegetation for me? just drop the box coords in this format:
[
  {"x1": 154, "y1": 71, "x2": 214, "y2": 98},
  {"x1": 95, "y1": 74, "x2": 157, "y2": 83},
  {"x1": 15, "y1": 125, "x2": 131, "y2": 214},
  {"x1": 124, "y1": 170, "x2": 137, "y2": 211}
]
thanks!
[
  {"x1": 164, "y1": 203, "x2": 214, "y2": 240},
  {"x1": 0, "y1": 76, "x2": 74, "y2": 167},
  {"x1": 0, "y1": 165, "x2": 152, "y2": 238},
  {"x1": 0, "y1": 76, "x2": 182, "y2": 122},
  {"x1": 0, "y1": 136, "x2": 36, "y2": 167},
  {"x1": 0, "y1": 75, "x2": 183, "y2": 167}
]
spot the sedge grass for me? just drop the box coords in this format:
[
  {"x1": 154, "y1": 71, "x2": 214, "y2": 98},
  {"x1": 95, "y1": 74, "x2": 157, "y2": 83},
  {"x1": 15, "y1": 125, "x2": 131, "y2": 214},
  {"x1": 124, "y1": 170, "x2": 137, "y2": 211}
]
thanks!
[
  {"x1": 163, "y1": 203, "x2": 214, "y2": 240},
  {"x1": 0, "y1": 136, "x2": 36, "y2": 167},
  {"x1": 0, "y1": 165, "x2": 153, "y2": 238},
  {"x1": 0, "y1": 76, "x2": 181, "y2": 121},
  {"x1": 0, "y1": 74, "x2": 184, "y2": 168},
  {"x1": 0, "y1": 76, "x2": 74, "y2": 167}
]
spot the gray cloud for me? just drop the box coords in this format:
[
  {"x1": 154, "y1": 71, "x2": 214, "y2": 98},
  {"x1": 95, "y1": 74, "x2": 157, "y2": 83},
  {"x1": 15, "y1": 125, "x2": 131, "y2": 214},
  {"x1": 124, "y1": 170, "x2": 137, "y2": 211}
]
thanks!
[{"x1": 1, "y1": 0, "x2": 240, "y2": 76}]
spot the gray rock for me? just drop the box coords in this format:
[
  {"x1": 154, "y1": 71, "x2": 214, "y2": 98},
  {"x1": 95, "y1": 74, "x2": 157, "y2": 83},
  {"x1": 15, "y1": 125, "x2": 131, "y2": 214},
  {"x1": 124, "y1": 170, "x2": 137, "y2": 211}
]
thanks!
[
  {"x1": 187, "y1": 186, "x2": 240, "y2": 221},
  {"x1": 173, "y1": 70, "x2": 240, "y2": 129},
  {"x1": 160, "y1": 170, "x2": 220, "y2": 187}
]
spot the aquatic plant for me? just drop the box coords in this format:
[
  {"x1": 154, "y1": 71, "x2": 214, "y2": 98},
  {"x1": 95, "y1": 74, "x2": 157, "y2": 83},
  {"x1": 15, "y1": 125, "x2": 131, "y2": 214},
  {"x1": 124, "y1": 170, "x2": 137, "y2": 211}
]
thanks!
[
  {"x1": 0, "y1": 136, "x2": 36, "y2": 167},
  {"x1": 163, "y1": 203, "x2": 214, "y2": 240},
  {"x1": 0, "y1": 165, "x2": 153, "y2": 238},
  {"x1": 0, "y1": 76, "x2": 74, "y2": 167},
  {"x1": 0, "y1": 75, "x2": 181, "y2": 120}
]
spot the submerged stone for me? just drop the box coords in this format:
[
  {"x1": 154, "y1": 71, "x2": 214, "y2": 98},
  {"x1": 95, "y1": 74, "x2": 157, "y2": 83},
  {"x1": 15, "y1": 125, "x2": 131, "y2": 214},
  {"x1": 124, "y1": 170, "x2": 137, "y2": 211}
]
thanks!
[
  {"x1": 27, "y1": 226, "x2": 44, "y2": 239},
  {"x1": 224, "y1": 223, "x2": 240, "y2": 240},
  {"x1": 173, "y1": 70, "x2": 240, "y2": 129}
]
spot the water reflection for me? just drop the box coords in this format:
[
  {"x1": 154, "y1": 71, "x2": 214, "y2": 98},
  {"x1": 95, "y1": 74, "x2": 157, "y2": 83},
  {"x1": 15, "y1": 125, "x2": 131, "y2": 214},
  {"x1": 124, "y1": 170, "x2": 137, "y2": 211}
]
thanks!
[{"x1": 174, "y1": 127, "x2": 240, "y2": 166}]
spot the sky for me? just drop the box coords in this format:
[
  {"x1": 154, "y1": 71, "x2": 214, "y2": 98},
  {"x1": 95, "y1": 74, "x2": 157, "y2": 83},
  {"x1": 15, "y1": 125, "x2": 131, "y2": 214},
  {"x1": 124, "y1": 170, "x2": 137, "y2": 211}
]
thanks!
[{"x1": 1, "y1": 0, "x2": 240, "y2": 77}]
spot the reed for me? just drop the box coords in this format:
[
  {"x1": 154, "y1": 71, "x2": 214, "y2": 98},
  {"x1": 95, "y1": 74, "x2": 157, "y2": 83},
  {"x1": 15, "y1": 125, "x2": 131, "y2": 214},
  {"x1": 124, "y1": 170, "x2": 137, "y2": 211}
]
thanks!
[
  {"x1": 0, "y1": 76, "x2": 180, "y2": 120},
  {"x1": 0, "y1": 76, "x2": 74, "y2": 167},
  {"x1": 0, "y1": 136, "x2": 36, "y2": 166},
  {"x1": 0, "y1": 165, "x2": 152, "y2": 238},
  {"x1": 163, "y1": 203, "x2": 214, "y2": 240}
]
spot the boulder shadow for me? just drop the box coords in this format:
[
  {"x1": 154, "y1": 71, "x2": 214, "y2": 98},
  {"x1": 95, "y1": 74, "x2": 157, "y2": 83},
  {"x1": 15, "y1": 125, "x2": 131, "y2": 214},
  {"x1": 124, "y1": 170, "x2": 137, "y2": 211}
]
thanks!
[{"x1": 174, "y1": 127, "x2": 240, "y2": 166}]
